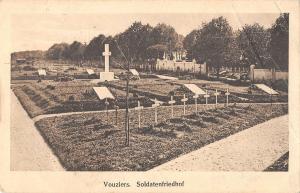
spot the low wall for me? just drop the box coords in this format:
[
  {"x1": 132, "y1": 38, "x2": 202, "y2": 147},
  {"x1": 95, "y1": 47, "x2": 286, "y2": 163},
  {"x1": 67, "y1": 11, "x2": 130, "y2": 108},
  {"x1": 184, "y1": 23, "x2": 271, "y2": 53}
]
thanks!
[
  {"x1": 275, "y1": 71, "x2": 289, "y2": 80},
  {"x1": 156, "y1": 59, "x2": 207, "y2": 75},
  {"x1": 249, "y1": 67, "x2": 288, "y2": 81}
]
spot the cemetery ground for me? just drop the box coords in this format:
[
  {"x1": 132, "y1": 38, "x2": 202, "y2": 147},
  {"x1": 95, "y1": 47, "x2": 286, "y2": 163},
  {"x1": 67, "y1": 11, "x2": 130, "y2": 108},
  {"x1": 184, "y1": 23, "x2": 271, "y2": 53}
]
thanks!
[
  {"x1": 35, "y1": 103, "x2": 288, "y2": 171},
  {"x1": 11, "y1": 76, "x2": 288, "y2": 118},
  {"x1": 11, "y1": 65, "x2": 289, "y2": 171}
]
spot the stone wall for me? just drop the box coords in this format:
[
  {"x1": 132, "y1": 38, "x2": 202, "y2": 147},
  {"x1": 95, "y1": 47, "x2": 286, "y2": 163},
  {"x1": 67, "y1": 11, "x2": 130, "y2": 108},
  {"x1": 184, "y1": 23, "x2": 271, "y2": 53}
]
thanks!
[
  {"x1": 249, "y1": 65, "x2": 288, "y2": 82},
  {"x1": 156, "y1": 59, "x2": 207, "y2": 75}
]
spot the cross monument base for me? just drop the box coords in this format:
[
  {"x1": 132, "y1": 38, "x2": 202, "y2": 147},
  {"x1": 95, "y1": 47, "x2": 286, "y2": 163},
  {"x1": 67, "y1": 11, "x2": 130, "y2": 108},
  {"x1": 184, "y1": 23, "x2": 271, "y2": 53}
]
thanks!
[{"x1": 100, "y1": 72, "x2": 115, "y2": 81}]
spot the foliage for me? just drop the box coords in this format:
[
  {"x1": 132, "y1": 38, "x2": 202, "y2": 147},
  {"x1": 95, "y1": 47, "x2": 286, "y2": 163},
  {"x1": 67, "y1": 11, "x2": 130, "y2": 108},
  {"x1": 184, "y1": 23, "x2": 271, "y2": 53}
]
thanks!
[
  {"x1": 115, "y1": 22, "x2": 154, "y2": 63},
  {"x1": 183, "y1": 29, "x2": 200, "y2": 60},
  {"x1": 46, "y1": 43, "x2": 69, "y2": 60},
  {"x1": 65, "y1": 41, "x2": 86, "y2": 61},
  {"x1": 83, "y1": 34, "x2": 106, "y2": 60},
  {"x1": 191, "y1": 17, "x2": 234, "y2": 76},
  {"x1": 236, "y1": 23, "x2": 272, "y2": 69},
  {"x1": 269, "y1": 13, "x2": 289, "y2": 71},
  {"x1": 22, "y1": 15, "x2": 288, "y2": 71}
]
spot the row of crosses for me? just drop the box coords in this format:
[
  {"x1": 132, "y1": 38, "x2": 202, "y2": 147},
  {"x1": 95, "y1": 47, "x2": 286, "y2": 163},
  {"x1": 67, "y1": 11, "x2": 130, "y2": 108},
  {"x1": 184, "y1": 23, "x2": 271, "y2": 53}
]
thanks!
[
  {"x1": 104, "y1": 89, "x2": 230, "y2": 128},
  {"x1": 149, "y1": 88, "x2": 230, "y2": 126}
]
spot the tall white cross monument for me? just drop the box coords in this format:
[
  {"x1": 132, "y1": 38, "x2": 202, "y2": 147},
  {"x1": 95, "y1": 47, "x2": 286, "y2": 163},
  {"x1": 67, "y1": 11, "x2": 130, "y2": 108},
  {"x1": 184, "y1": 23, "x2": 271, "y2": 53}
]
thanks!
[{"x1": 100, "y1": 44, "x2": 115, "y2": 81}]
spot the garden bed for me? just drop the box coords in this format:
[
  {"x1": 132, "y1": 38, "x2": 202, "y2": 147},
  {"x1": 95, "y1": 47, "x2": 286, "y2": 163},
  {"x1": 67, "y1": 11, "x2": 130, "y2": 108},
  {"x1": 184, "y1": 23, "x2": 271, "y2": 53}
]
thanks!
[{"x1": 35, "y1": 103, "x2": 288, "y2": 171}]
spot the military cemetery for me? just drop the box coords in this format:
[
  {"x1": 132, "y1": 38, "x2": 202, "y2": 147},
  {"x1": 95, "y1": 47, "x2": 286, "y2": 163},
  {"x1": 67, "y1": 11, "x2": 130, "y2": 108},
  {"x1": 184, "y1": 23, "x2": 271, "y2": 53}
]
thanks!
[{"x1": 10, "y1": 13, "x2": 289, "y2": 172}]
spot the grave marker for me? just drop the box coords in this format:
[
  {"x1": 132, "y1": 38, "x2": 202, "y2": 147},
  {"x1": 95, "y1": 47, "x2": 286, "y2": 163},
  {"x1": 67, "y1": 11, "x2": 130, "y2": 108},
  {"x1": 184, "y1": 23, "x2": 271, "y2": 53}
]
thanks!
[
  {"x1": 38, "y1": 69, "x2": 46, "y2": 76},
  {"x1": 152, "y1": 98, "x2": 160, "y2": 124},
  {"x1": 134, "y1": 100, "x2": 144, "y2": 128},
  {"x1": 105, "y1": 98, "x2": 109, "y2": 125},
  {"x1": 86, "y1": 69, "x2": 95, "y2": 75},
  {"x1": 184, "y1": 84, "x2": 206, "y2": 95},
  {"x1": 254, "y1": 84, "x2": 279, "y2": 106},
  {"x1": 181, "y1": 94, "x2": 188, "y2": 115},
  {"x1": 129, "y1": 69, "x2": 140, "y2": 79},
  {"x1": 168, "y1": 96, "x2": 176, "y2": 118},
  {"x1": 100, "y1": 44, "x2": 114, "y2": 81},
  {"x1": 254, "y1": 84, "x2": 279, "y2": 95},
  {"x1": 93, "y1": 87, "x2": 115, "y2": 100},
  {"x1": 214, "y1": 89, "x2": 220, "y2": 108},
  {"x1": 114, "y1": 104, "x2": 119, "y2": 126},
  {"x1": 225, "y1": 88, "x2": 230, "y2": 106},
  {"x1": 193, "y1": 94, "x2": 199, "y2": 112},
  {"x1": 204, "y1": 90, "x2": 210, "y2": 105}
]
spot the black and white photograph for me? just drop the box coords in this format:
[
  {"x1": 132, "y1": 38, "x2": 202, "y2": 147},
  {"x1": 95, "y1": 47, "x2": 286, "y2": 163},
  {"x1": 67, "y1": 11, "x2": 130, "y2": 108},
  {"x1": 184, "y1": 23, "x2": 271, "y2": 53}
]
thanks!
[
  {"x1": 1, "y1": 1, "x2": 299, "y2": 193},
  {"x1": 10, "y1": 12, "x2": 289, "y2": 172}
]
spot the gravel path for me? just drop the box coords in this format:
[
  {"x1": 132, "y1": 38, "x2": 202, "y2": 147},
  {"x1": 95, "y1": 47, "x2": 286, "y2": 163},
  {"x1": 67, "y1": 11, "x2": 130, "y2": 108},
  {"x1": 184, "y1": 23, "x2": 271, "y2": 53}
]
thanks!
[
  {"x1": 10, "y1": 90, "x2": 64, "y2": 171},
  {"x1": 151, "y1": 115, "x2": 288, "y2": 171}
]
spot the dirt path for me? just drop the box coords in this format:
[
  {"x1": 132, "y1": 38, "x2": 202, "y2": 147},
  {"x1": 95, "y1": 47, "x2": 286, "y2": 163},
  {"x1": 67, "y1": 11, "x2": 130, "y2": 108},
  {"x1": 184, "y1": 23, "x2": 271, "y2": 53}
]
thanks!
[
  {"x1": 151, "y1": 115, "x2": 289, "y2": 171},
  {"x1": 10, "y1": 90, "x2": 64, "y2": 171}
]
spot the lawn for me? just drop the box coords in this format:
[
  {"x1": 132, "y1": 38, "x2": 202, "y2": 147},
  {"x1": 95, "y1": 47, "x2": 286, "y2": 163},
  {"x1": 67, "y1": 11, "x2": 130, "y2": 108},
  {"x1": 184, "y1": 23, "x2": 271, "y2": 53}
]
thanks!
[{"x1": 35, "y1": 103, "x2": 288, "y2": 171}]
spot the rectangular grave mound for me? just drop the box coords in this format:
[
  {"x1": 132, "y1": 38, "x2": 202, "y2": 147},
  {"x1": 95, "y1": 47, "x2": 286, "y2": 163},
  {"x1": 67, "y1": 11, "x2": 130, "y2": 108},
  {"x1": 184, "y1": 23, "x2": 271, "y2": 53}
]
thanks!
[
  {"x1": 176, "y1": 123, "x2": 193, "y2": 133},
  {"x1": 185, "y1": 119, "x2": 206, "y2": 127},
  {"x1": 137, "y1": 125, "x2": 177, "y2": 138},
  {"x1": 201, "y1": 115, "x2": 219, "y2": 123},
  {"x1": 93, "y1": 124, "x2": 116, "y2": 131},
  {"x1": 213, "y1": 109, "x2": 231, "y2": 119}
]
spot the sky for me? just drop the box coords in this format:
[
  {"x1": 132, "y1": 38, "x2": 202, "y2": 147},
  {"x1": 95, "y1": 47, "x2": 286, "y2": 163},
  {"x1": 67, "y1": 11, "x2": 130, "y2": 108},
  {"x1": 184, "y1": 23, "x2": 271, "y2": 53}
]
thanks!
[{"x1": 11, "y1": 13, "x2": 280, "y2": 52}]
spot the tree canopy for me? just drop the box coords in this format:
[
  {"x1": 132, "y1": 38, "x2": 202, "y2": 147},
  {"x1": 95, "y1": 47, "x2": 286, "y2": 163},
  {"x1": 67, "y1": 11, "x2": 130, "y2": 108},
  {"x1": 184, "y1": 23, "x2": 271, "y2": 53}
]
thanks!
[
  {"x1": 191, "y1": 17, "x2": 234, "y2": 74},
  {"x1": 269, "y1": 13, "x2": 289, "y2": 71},
  {"x1": 44, "y1": 14, "x2": 288, "y2": 72}
]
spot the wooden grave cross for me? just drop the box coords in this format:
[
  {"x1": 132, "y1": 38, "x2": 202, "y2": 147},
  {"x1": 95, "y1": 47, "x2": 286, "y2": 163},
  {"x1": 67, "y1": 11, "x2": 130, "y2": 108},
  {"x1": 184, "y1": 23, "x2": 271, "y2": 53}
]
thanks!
[
  {"x1": 114, "y1": 104, "x2": 119, "y2": 126},
  {"x1": 214, "y1": 89, "x2": 220, "y2": 108},
  {"x1": 104, "y1": 98, "x2": 109, "y2": 124},
  {"x1": 134, "y1": 100, "x2": 144, "y2": 128},
  {"x1": 181, "y1": 94, "x2": 188, "y2": 115},
  {"x1": 168, "y1": 96, "x2": 176, "y2": 118},
  {"x1": 193, "y1": 94, "x2": 199, "y2": 113},
  {"x1": 225, "y1": 88, "x2": 230, "y2": 106},
  {"x1": 152, "y1": 98, "x2": 160, "y2": 124},
  {"x1": 204, "y1": 90, "x2": 210, "y2": 105}
]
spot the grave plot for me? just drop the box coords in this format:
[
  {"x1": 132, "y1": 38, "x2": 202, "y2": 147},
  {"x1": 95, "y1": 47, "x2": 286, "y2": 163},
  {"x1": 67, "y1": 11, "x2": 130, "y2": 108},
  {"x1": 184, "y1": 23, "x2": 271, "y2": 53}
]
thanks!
[
  {"x1": 106, "y1": 78, "x2": 181, "y2": 100},
  {"x1": 170, "y1": 79, "x2": 288, "y2": 103},
  {"x1": 11, "y1": 80, "x2": 152, "y2": 117},
  {"x1": 35, "y1": 103, "x2": 288, "y2": 171}
]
